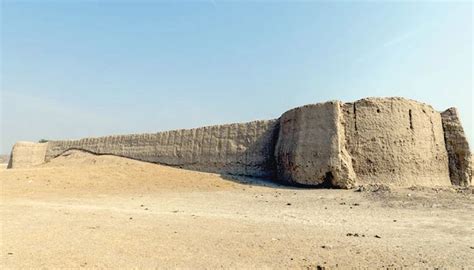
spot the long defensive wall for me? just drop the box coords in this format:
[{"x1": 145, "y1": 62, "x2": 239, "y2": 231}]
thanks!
[{"x1": 8, "y1": 97, "x2": 472, "y2": 188}]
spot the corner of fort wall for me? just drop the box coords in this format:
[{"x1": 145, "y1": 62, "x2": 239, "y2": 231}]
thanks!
[
  {"x1": 441, "y1": 107, "x2": 472, "y2": 187},
  {"x1": 7, "y1": 141, "x2": 48, "y2": 169},
  {"x1": 274, "y1": 101, "x2": 356, "y2": 188}
]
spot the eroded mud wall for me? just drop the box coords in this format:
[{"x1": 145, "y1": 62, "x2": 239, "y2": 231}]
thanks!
[
  {"x1": 7, "y1": 97, "x2": 471, "y2": 188},
  {"x1": 342, "y1": 98, "x2": 451, "y2": 187},
  {"x1": 274, "y1": 101, "x2": 355, "y2": 188},
  {"x1": 45, "y1": 120, "x2": 279, "y2": 178},
  {"x1": 441, "y1": 108, "x2": 472, "y2": 186},
  {"x1": 8, "y1": 142, "x2": 48, "y2": 169}
]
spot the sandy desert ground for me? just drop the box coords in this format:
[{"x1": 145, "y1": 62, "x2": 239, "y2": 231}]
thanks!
[{"x1": 1, "y1": 151, "x2": 473, "y2": 269}]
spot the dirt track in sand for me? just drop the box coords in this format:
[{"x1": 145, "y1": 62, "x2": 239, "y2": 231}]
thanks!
[{"x1": 1, "y1": 151, "x2": 473, "y2": 268}]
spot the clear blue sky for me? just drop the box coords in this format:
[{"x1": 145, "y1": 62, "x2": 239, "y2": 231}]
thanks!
[{"x1": 1, "y1": 1, "x2": 472, "y2": 153}]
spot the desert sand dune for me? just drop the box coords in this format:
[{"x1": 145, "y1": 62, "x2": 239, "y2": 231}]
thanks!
[{"x1": 1, "y1": 151, "x2": 473, "y2": 268}]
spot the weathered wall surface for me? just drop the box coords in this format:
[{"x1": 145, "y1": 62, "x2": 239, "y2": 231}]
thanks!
[
  {"x1": 7, "y1": 142, "x2": 48, "y2": 169},
  {"x1": 342, "y1": 98, "x2": 451, "y2": 187},
  {"x1": 441, "y1": 108, "x2": 472, "y2": 186},
  {"x1": 274, "y1": 102, "x2": 355, "y2": 188},
  {"x1": 7, "y1": 97, "x2": 471, "y2": 188},
  {"x1": 45, "y1": 120, "x2": 279, "y2": 178}
]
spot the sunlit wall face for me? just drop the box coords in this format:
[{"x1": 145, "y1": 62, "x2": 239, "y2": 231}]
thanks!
[{"x1": 1, "y1": 1, "x2": 472, "y2": 153}]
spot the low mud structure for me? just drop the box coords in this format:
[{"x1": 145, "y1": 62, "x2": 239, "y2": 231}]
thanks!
[{"x1": 8, "y1": 97, "x2": 472, "y2": 188}]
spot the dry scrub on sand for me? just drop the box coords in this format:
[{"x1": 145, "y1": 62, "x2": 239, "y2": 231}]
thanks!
[{"x1": 1, "y1": 150, "x2": 473, "y2": 268}]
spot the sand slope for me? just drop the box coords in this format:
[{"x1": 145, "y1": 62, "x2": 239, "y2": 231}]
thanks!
[
  {"x1": 1, "y1": 151, "x2": 473, "y2": 268},
  {"x1": 2, "y1": 150, "x2": 239, "y2": 198}
]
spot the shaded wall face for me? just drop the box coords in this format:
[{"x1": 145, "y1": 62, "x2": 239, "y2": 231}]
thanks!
[
  {"x1": 342, "y1": 98, "x2": 451, "y2": 186},
  {"x1": 45, "y1": 120, "x2": 279, "y2": 178},
  {"x1": 275, "y1": 103, "x2": 339, "y2": 186},
  {"x1": 441, "y1": 108, "x2": 472, "y2": 186}
]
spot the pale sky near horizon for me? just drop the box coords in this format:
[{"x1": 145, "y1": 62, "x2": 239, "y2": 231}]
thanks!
[{"x1": 1, "y1": 1, "x2": 472, "y2": 154}]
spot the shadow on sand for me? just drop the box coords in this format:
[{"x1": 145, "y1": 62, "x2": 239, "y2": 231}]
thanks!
[{"x1": 218, "y1": 174, "x2": 337, "y2": 190}]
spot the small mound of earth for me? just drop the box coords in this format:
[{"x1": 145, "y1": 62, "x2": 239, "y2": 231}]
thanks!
[
  {"x1": 41, "y1": 150, "x2": 137, "y2": 167},
  {"x1": 2, "y1": 150, "x2": 239, "y2": 197},
  {"x1": 355, "y1": 184, "x2": 392, "y2": 193},
  {"x1": 53, "y1": 149, "x2": 95, "y2": 159}
]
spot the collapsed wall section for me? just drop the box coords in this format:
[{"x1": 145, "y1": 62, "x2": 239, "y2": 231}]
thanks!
[
  {"x1": 342, "y1": 98, "x2": 451, "y2": 187},
  {"x1": 45, "y1": 120, "x2": 279, "y2": 178},
  {"x1": 441, "y1": 108, "x2": 472, "y2": 186},
  {"x1": 7, "y1": 141, "x2": 48, "y2": 169},
  {"x1": 274, "y1": 101, "x2": 356, "y2": 188}
]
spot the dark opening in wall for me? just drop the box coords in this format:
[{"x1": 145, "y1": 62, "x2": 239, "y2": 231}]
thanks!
[
  {"x1": 315, "y1": 171, "x2": 335, "y2": 188},
  {"x1": 353, "y1": 103, "x2": 358, "y2": 131}
]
